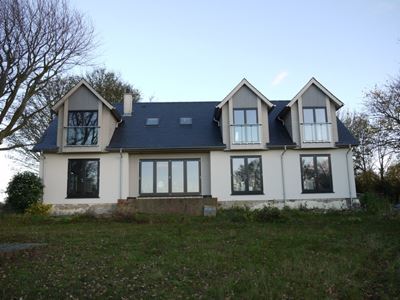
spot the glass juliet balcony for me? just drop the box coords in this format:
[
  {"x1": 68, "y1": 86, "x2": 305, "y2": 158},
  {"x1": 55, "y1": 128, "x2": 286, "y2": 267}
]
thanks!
[
  {"x1": 66, "y1": 126, "x2": 99, "y2": 146},
  {"x1": 301, "y1": 123, "x2": 331, "y2": 143},
  {"x1": 231, "y1": 124, "x2": 261, "y2": 144}
]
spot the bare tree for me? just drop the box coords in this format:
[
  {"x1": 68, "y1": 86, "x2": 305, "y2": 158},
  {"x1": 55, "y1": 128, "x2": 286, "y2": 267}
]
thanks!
[
  {"x1": 364, "y1": 74, "x2": 400, "y2": 150},
  {"x1": 0, "y1": 0, "x2": 95, "y2": 150}
]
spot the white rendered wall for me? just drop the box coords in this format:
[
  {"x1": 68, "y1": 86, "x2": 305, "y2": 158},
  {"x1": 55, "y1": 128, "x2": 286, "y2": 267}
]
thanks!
[
  {"x1": 41, "y1": 153, "x2": 129, "y2": 205},
  {"x1": 210, "y1": 148, "x2": 356, "y2": 203}
]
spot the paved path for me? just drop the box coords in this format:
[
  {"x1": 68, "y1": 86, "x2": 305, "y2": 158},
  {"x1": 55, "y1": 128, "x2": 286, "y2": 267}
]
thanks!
[{"x1": 0, "y1": 243, "x2": 47, "y2": 253}]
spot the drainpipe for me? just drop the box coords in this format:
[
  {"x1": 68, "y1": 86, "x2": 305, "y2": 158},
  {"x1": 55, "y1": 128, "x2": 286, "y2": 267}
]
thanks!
[
  {"x1": 346, "y1": 144, "x2": 353, "y2": 208},
  {"x1": 119, "y1": 148, "x2": 122, "y2": 200},
  {"x1": 40, "y1": 151, "x2": 45, "y2": 201},
  {"x1": 280, "y1": 145, "x2": 287, "y2": 205}
]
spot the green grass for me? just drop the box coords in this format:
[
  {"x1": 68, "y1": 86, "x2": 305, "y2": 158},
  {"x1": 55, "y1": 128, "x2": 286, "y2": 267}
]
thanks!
[{"x1": 0, "y1": 211, "x2": 399, "y2": 299}]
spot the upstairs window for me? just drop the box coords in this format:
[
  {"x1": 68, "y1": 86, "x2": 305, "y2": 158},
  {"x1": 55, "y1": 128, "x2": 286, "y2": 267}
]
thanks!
[
  {"x1": 146, "y1": 118, "x2": 159, "y2": 126},
  {"x1": 232, "y1": 108, "x2": 260, "y2": 144},
  {"x1": 67, "y1": 111, "x2": 98, "y2": 146},
  {"x1": 302, "y1": 107, "x2": 330, "y2": 142}
]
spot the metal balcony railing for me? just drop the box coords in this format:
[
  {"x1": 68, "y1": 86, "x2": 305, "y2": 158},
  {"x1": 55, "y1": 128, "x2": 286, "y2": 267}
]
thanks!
[
  {"x1": 231, "y1": 124, "x2": 261, "y2": 144},
  {"x1": 301, "y1": 123, "x2": 331, "y2": 143}
]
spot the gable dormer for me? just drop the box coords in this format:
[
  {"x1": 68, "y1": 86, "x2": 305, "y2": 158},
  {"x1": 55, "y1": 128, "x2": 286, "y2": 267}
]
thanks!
[
  {"x1": 52, "y1": 80, "x2": 121, "y2": 153},
  {"x1": 216, "y1": 79, "x2": 274, "y2": 150},
  {"x1": 280, "y1": 78, "x2": 343, "y2": 148}
]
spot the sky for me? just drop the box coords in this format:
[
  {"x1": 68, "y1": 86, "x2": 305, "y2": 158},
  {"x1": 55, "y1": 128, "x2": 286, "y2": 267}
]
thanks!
[{"x1": 0, "y1": 0, "x2": 399, "y2": 201}]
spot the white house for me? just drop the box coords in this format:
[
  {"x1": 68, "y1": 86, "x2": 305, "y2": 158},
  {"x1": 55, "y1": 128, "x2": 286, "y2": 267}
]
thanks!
[{"x1": 33, "y1": 78, "x2": 358, "y2": 214}]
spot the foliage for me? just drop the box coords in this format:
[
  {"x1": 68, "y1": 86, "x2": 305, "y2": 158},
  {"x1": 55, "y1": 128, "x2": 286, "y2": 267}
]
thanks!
[
  {"x1": 253, "y1": 206, "x2": 285, "y2": 222},
  {"x1": 219, "y1": 206, "x2": 285, "y2": 223},
  {"x1": 0, "y1": 212, "x2": 399, "y2": 298},
  {"x1": 0, "y1": 0, "x2": 95, "y2": 149},
  {"x1": 25, "y1": 203, "x2": 52, "y2": 216},
  {"x1": 385, "y1": 163, "x2": 400, "y2": 202},
  {"x1": 5, "y1": 172, "x2": 44, "y2": 213},
  {"x1": 359, "y1": 193, "x2": 392, "y2": 214},
  {"x1": 355, "y1": 170, "x2": 380, "y2": 194},
  {"x1": 364, "y1": 74, "x2": 400, "y2": 150}
]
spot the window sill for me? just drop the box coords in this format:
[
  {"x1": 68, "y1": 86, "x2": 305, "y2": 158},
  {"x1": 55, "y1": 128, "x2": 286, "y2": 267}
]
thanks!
[
  {"x1": 64, "y1": 145, "x2": 99, "y2": 147},
  {"x1": 66, "y1": 196, "x2": 100, "y2": 199},
  {"x1": 231, "y1": 192, "x2": 264, "y2": 196},
  {"x1": 301, "y1": 191, "x2": 334, "y2": 194}
]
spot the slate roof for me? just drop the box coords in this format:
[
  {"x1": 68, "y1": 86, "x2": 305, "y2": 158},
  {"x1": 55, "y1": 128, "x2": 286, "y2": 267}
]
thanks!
[{"x1": 33, "y1": 100, "x2": 358, "y2": 152}]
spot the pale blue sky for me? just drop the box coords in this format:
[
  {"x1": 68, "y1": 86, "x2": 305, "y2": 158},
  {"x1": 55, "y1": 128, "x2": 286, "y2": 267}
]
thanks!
[
  {"x1": 71, "y1": 0, "x2": 400, "y2": 110},
  {"x1": 1, "y1": 0, "x2": 399, "y2": 201}
]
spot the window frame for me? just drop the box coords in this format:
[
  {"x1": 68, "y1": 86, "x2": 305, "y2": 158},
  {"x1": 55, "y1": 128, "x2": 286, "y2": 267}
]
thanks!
[
  {"x1": 302, "y1": 107, "x2": 327, "y2": 124},
  {"x1": 300, "y1": 154, "x2": 333, "y2": 194},
  {"x1": 233, "y1": 108, "x2": 258, "y2": 125},
  {"x1": 139, "y1": 159, "x2": 201, "y2": 196},
  {"x1": 230, "y1": 155, "x2": 263, "y2": 195},
  {"x1": 66, "y1": 110, "x2": 99, "y2": 146},
  {"x1": 67, "y1": 158, "x2": 100, "y2": 198}
]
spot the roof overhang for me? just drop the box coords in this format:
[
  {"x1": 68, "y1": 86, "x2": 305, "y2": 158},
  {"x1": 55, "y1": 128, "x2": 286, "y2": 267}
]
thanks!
[
  {"x1": 287, "y1": 77, "x2": 344, "y2": 109},
  {"x1": 216, "y1": 78, "x2": 275, "y2": 110}
]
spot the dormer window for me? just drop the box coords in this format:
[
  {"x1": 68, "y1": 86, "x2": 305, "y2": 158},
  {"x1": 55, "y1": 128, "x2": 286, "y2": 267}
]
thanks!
[
  {"x1": 66, "y1": 111, "x2": 98, "y2": 146},
  {"x1": 146, "y1": 118, "x2": 159, "y2": 126},
  {"x1": 232, "y1": 108, "x2": 260, "y2": 144},
  {"x1": 302, "y1": 107, "x2": 330, "y2": 143}
]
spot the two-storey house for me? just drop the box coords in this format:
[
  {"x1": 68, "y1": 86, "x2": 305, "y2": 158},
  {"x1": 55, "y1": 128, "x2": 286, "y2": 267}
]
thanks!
[{"x1": 33, "y1": 78, "x2": 358, "y2": 214}]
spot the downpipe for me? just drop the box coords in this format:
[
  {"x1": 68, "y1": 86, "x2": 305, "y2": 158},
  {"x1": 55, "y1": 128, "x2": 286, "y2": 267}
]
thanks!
[
  {"x1": 119, "y1": 148, "x2": 122, "y2": 200},
  {"x1": 280, "y1": 145, "x2": 287, "y2": 204},
  {"x1": 346, "y1": 144, "x2": 353, "y2": 208}
]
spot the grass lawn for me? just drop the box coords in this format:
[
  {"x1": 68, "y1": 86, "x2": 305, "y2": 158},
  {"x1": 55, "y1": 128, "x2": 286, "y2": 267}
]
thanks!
[{"x1": 0, "y1": 210, "x2": 399, "y2": 299}]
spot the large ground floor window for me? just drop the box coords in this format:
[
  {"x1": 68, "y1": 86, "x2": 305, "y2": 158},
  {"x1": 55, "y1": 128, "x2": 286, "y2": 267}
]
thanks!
[
  {"x1": 67, "y1": 159, "x2": 99, "y2": 198},
  {"x1": 300, "y1": 154, "x2": 333, "y2": 193},
  {"x1": 231, "y1": 156, "x2": 263, "y2": 194},
  {"x1": 139, "y1": 159, "x2": 201, "y2": 196}
]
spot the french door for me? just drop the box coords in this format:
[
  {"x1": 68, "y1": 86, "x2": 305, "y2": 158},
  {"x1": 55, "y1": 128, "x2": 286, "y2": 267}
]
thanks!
[{"x1": 139, "y1": 159, "x2": 201, "y2": 196}]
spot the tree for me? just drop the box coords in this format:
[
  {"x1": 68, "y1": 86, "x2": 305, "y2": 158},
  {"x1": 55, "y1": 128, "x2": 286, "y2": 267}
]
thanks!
[
  {"x1": 7, "y1": 69, "x2": 140, "y2": 169},
  {"x1": 339, "y1": 111, "x2": 375, "y2": 173},
  {"x1": 0, "y1": 0, "x2": 95, "y2": 150},
  {"x1": 364, "y1": 74, "x2": 400, "y2": 150},
  {"x1": 385, "y1": 162, "x2": 400, "y2": 202}
]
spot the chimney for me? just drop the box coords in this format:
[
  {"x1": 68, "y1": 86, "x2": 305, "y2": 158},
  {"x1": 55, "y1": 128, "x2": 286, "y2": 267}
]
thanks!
[{"x1": 123, "y1": 92, "x2": 133, "y2": 116}]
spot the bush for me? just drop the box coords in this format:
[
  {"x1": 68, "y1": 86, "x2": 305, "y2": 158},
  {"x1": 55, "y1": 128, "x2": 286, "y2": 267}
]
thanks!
[
  {"x1": 219, "y1": 206, "x2": 254, "y2": 222},
  {"x1": 6, "y1": 171, "x2": 43, "y2": 213},
  {"x1": 25, "y1": 202, "x2": 52, "y2": 216},
  {"x1": 254, "y1": 206, "x2": 285, "y2": 223},
  {"x1": 359, "y1": 192, "x2": 392, "y2": 214}
]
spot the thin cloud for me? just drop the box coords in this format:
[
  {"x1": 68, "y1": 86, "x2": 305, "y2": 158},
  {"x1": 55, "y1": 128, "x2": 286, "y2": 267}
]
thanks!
[{"x1": 271, "y1": 71, "x2": 288, "y2": 86}]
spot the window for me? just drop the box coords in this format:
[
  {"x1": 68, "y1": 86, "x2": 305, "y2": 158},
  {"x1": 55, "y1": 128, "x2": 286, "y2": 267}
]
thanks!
[
  {"x1": 67, "y1": 111, "x2": 98, "y2": 145},
  {"x1": 302, "y1": 107, "x2": 330, "y2": 142},
  {"x1": 179, "y1": 117, "x2": 192, "y2": 125},
  {"x1": 67, "y1": 159, "x2": 99, "y2": 198},
  {"x1": 139, "y1": 159, "x2": 200, "y2": 195},
  {"x1": 300, "y1": 155, "x2": 333, "y2": 193},
  {"x1": 231, "y1": 156, "x2": 263, "y2": 194},
  {"x1": 232, "y1": 108, "x2": 260, "y2": 143},
  {"x1": 146, "y1": 118, "x2": 159, "y2": 126}
]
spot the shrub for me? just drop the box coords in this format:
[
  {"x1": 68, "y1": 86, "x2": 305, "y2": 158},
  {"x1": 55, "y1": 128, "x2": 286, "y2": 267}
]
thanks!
[
  {"x1": 219, "y1": 206, "x2": 253, "y2": 222},
  {"x1": 254, "y1": 206, "x2": 285, "y2": 223},
  {"x1": 25, "y1": 202, "x2": 52, "y2": 216},
  {"x1": 5, "y1": 171, "x2": 44, "y2": 213},
  {"x1": 359, "y1": 192, "x2": 391, "y2": 214}
]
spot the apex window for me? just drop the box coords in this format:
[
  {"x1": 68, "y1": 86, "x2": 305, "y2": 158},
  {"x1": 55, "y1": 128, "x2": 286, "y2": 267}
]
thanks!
[
  {"x1": 66, "y1": 111, "x2": 98, "y2": 145},
  {"x1": 231, "y1": 156, "x2": 263, "y2": 194},
  {"x1": 67, "y1": 159, "x2": 99, "y2": 198},
  {"x1": 300, "y1": 154, "x2": 333, "y2": 193},
  {"x1": 302, "y1": 107, "x2": 330, "y2": 142},
  {"x1": 232, "y1": 108, "x2": 260, "y2": 144}
]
